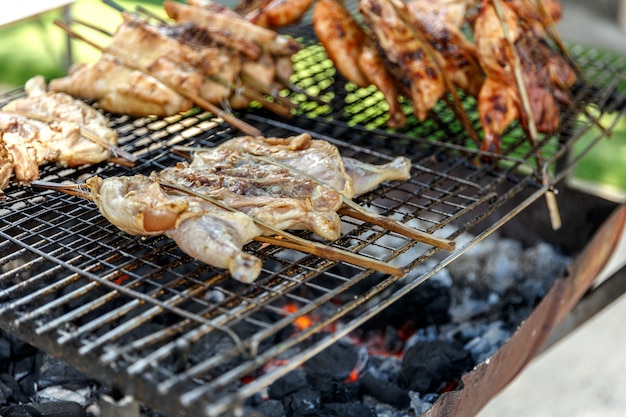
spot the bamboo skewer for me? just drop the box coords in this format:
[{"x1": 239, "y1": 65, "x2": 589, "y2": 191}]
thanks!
[
  {"x1": 491, "y1": 0, "x2": 561, "y2": 230},
  {"x1": 5, "y1": 110, "x2": 137, "y2": 167},
  {"x1": 249, "y1": 153, "x2": 456, "y2": 251},
  {"x1": 53, "y1": 20, "x2": 262, "y2": 137}
]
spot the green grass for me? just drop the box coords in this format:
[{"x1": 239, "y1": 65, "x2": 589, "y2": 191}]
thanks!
[{"x1": 1, "y1": 0, "x2": 625, "y2": 197}]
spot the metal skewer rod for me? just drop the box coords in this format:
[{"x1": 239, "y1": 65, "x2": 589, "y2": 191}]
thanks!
[{"x1": 53, "y1": 19, "x2": 262, "y2": 137}]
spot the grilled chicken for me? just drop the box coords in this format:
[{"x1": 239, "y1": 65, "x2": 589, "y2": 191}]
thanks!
[
  {"x1": 86, "y1": 174, "x2": 264, "y2": 283},
  {"x1": 406, "y1": 0, "x2": 484, "y2": 97},
  {"x1": 162, "y1": 149, "x2": 344, "y2": 241},
  {"x1": 164, "y1": 0, "x2": 301, "y2": 57},
  {"x1": 311, "y1": 0, "x2": 407, "y2": 128},
  {"x1": 50, "y1": 54, "x2": 195, "y2": 117},
  {"x1": 84, "y1": 134, "x2": 411, "y2": 281},
  {"x1": 360, "y1": 0, "x2": 446, "y2": 122},
  {"x1": 474, "y1": 0, "x2": 575, "y2": 154},
  {"x1": 0, "y1": 76, "x2": 118, "y2": 189},
  {"x1": 238, "y1": 0, "x2": 315, "y2": 28},
  {"x1": 211, "y1": 133, "x2": 411, "y2": 199},
  {"x1": 312, "y1": 0, "x2": 370, "y2": 88}
]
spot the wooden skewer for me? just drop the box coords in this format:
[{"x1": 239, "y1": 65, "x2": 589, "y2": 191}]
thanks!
[
  {"x1": 5, "y1": 110, "x2": 137, "y2": 166},
  {"x1": 250, "y1": 153, "x2": 456, "y2": 251},
  {"x1": 492, "y1": 0, "x2": 561, "y2": 230},
  {"x1": 159, "y1": 180, "x2": 407, "y2": 276},
  {"x1": 30, "y1": 180, "x2": 93, "y2": 200},
  {"x1": 54, "y1": 19, "x2": 262, "y2": 137}
]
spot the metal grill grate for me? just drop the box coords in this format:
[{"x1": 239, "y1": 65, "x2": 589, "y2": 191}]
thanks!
[{"x1": 1, "y1": 24, "x2": 626, "y2": 417}]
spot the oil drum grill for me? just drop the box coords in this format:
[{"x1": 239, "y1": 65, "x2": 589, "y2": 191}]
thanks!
[{"x1": 1, "y1": 22, "x2": 626, "y2": 417}]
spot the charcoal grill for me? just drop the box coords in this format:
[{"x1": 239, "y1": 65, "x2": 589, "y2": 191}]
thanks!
[{"x1": 1, "y1": 15, "x2": 626, "y2": 417}]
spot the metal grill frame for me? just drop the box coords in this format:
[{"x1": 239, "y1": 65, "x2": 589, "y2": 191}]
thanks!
[{"x1": 1, "y1": 22, "x2": 626, "y2": 417}]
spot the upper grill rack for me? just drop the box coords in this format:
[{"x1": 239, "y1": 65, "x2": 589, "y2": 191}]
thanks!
[{"x1": 1, "y1": 24, "x2": 625, "y2": 417}]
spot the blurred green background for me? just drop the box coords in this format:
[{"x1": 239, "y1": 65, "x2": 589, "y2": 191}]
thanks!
[{"x1": 1, "y1": 0, "x2": 625, "y2": 199}]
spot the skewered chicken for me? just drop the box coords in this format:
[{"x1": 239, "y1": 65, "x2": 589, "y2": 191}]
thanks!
[
  {"x1": 473, "y1": 0, "x2": 575, "y2": 154},
  {"x1": 50, "y1": 54, "x2": 195, "y2": 117},
  {"x1": 236, "y1": 0, "x2": 316, "y2": 28},
  {"x1": 0, "y1": 76, "x2": 119, "y2": 190},
  {"x1": 311, "y1": 0, "x2": 406, "y2": 128},
  {"x1": 86, "y1": 174, "x2": 264, "y2": 283},
  {"x1": 210, "y1": 133, "x2": 412, "y2": 199},
  {"x1": 164, "y1": 0, "x2": 301, "y2": 57},
  {"x1": 161, "y1": 149, "x2": 345, "y2": 241},
  {"x1": 83, "y1": 134, "x2": 412, "y2": 282},
  {"x1": 360, "y1": 0, "x2": 447, "y2": 122},
  {"x1": 406, "y1": 0, "x2": 484, "y2": 97}
]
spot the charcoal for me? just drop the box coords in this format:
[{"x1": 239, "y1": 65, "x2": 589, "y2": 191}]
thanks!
[
  {"x1": 283, "y1": 388, "x2": 321, "y2": 417},
  {"x1": 308, "y1": 374, "x2": 362, "y2": 404},
  {"x1": 0, "y1": 373, "x2": 30, "y2": 404},
  {"x1": 304, "y1": 340, "x2": 358, "y2": 381},
  {"x1": 0, "y1": 378, "x2": 13, "y2": 403},
  {"x1": 3, "y1": 402, "x2": 86, "y2": 417},
  {"x1": 401, "y1": 340, "x2": 474, "y2": 393},
  {"x1": 0, "y1": 404, "x2": 43, "y2": 417},
  {"x1": 360, "y1": 372, "x2": 410, "y2": 410},
  {"x1": 268, "y1": 369, "x2": 309, "y2": 400},
  {"x1": 317, "y1": 402, "x2": 376, "y2": 417},
  {"x1": 255, "y1": 399, "x2": 285, "y2": 417}
]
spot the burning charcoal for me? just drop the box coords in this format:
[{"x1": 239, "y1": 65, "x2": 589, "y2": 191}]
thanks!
[
  {"x1": 360, "y1": 372, "x2": 410, "y2": 410},
  {"x1": 317, "y1": 402, "x2": 376, "y2": 417},
  {"x1": 255, "y1": 399, "x2": 286, "y2": 417},
  {"x1": 268, "y1": 369, "x2": 309, "y2": 400},
  {"x1": 304, "y1": 340, "x2": 358, "y2": 381},
  {"x1": 401, "y1": 340, "x2": 473, "y2": 393},
  {"x1": 283, "y1": 387, "x2": 321, "y2": 417},
  {"x1": 308, "y1": 374, "x2": 362, "y2": 404}
]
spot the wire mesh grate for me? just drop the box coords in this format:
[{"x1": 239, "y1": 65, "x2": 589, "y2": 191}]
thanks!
[{"x1": 0, "y1": 21, "x2": 625, "y2": 417}]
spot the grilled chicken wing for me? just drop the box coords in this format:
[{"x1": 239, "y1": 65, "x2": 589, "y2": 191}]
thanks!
[{"x1": 86, "y1": 174, "x2": 264, "y2": 283}]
